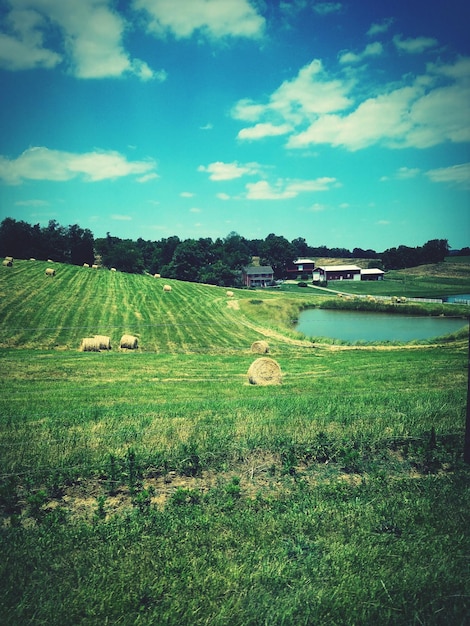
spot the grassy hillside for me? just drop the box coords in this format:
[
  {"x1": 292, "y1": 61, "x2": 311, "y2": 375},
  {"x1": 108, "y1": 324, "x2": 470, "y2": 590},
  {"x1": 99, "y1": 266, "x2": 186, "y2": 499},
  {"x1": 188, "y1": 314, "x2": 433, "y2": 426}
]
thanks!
[
  {"x1": 0, "y1": 260, "x2": 316, "y2": 351},
  {"x1": 0, "y1": 259, "x2": 469, "y2": 625}
]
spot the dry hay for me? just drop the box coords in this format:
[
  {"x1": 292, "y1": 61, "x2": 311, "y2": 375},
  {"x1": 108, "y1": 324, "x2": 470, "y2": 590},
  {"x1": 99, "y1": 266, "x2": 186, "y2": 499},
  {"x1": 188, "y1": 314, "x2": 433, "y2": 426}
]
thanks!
[
  {"x1": 94, "y1": 335, "x2": 111, "y2": 350},
  {"x1": 2, "y1": 259, "x2": 12, "y2": 266},
  {"x1": 226, "y1": 290, "x2": 234, "y2": 297},
  {"x1": 154, "y1": 273, "x2": 161, "y2": 278},
  {"x1": 111, "y1": 267, "x2": 117, "y2": 272},
  {"x1": 247, "y1": 357, "x2": 282, "y2": 386},
  {"x1": 45, "y1": 267, "x2": 55, "y2": 276},
  {"x1": 251, "y1": 340, "x2": 270, "y2": 354},
  {"x1": 163, "y1": 284, "x2": 172, "y2": 292},
  {"x1": 83, "y1": 263, "x2": 90, "y2": 268},
  {"x1": 91, "y1": 264, "x2": 99, "y2": 269},
  {"x1": 80, "y1": 337, "x2": 101, "y2": 352},
  {"x1": 120, "y1": 334, "x2": 138, "y2": 349}
]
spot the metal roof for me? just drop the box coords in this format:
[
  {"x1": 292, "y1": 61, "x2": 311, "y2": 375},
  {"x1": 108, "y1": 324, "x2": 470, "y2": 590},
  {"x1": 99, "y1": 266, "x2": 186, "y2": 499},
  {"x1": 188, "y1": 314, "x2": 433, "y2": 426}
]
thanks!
[
  {"x1": 244, "y1": 266, "x2": 274, "y2": 274},
  {"x1": 360, "y1": 268, "x2": 385, "y2": 274},
  {"x1": 317, "y1": 265, "x2": 361, "y2": 272}
]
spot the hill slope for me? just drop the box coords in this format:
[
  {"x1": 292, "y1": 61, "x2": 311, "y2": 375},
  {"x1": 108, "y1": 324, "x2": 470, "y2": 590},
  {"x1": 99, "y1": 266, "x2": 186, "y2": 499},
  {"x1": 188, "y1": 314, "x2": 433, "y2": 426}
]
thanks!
[{"x1": 0, "y1": 260, "x2": 300, "y2": 352}]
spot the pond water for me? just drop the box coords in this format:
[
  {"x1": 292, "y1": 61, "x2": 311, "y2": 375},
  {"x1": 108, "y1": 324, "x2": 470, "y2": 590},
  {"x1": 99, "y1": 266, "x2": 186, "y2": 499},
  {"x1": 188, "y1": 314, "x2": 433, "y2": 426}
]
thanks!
[{"x1": 296, "y1": 308, "x2": 468, "y2": 343}]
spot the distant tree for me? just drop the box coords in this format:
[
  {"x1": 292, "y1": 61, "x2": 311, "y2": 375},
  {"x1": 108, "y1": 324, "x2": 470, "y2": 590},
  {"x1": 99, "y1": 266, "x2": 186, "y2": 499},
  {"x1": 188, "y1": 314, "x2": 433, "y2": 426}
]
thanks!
[
  {"x1": 291, "y1": 237, "x2": 311, "y2": 259},
  {"x1": 0, "y1": 218, "x2": 34, "y2": 258},
  {"x1": 420, "y1": 239, "x2": 449, "y2": 264},
  {"x1": 221, "y1": 232, "x2": 251, "y2": 269},
  {"x1": 67, "y1": 224, "x2": 94, "y2": 266},
  {"x1": 260, "y1": 233, "x2": 295, "y2": 278},
  {"x1": 163, "y1": 238, "x2": 213, "y2": 282},
  {"x1": 150, "y1": 236, "x2": 181, "y2": 274},
  {"x1": 198, "y1": 260, "x2": 238, "y2": 286}
]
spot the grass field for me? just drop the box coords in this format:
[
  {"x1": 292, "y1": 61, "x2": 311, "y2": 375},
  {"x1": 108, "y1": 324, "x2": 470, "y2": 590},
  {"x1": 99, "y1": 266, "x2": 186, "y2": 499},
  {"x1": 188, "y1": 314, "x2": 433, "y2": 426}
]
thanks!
[{"x1": 0, "y1": 260, "x2": 469, "y2": 625}]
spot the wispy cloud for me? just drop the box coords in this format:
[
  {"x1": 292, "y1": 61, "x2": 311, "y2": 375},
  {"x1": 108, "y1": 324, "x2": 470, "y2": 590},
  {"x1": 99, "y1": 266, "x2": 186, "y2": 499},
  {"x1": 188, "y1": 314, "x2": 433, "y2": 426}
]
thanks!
[
  {"x1": 133, "y1": 0, "x2": 265, "y2": 40},
  {"x1": 0, "y1": 147, "x2": 157, "y2": 184},
  {"x1": 393, "y1": 35, "x2": 438, "y2": 55},
  {"x1": 198, "y1": 161, "x2": 261, "y2": 181},
  {"x1": 426, "y1": 163, "x2": 470, "y2": 188},
  {"x1": 339, "y1": 42, "x2": 383, "y2": 65},
  {"x1": 245, "y1": 177, "x2": 337, "y2": 200},
  {"x1": 367, "y1": 18, "x2": 394, "y2": 37},
  {"x1": 313, "y1": 3, "x2": 342, "y2": 16},
  {"x1": 237, "y1": 122, "x2": 292, "y2": 141}
]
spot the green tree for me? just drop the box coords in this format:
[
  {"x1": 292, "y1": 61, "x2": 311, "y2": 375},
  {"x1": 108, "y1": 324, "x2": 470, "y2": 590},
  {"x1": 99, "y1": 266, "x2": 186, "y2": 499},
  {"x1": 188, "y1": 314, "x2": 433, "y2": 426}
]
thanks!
[{"x1": 260, "y1": 233, "x2": 295, "y2": 278}]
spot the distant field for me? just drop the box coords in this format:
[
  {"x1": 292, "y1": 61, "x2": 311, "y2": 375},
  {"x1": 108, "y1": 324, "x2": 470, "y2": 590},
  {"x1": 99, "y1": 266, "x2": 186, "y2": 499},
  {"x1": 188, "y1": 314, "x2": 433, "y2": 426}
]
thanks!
[{"x1": 0, "y1": 259, "x2": 469, "y2": 625}]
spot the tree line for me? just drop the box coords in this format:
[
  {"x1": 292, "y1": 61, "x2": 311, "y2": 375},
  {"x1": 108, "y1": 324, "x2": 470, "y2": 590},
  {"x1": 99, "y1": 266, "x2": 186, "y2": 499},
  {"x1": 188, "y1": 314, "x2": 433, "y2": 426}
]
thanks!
[{"x1": 0, "y1": 217, "x2": 459, "y2": 286}]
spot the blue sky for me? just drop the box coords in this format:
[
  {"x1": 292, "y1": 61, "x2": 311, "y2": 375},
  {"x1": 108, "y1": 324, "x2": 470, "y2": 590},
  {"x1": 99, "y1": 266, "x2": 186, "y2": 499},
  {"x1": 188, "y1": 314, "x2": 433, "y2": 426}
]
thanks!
[{"x1": 0, "y1": 0, "x2": 469, "y2": 252}]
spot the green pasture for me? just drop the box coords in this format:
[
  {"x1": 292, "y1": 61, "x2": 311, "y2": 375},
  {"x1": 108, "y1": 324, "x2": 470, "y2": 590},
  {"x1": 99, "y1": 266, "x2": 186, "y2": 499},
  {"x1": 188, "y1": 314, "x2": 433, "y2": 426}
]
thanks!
[{"x1": 0, "y1": 260, "x2": 469, "y2": 625}]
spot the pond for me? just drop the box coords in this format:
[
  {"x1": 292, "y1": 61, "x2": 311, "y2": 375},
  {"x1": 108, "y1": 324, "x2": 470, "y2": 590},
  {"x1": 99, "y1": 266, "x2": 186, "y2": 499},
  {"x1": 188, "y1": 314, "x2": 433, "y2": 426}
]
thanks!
[{"x1": 296, "y1": 308, "x2": 468, "y2": 343}]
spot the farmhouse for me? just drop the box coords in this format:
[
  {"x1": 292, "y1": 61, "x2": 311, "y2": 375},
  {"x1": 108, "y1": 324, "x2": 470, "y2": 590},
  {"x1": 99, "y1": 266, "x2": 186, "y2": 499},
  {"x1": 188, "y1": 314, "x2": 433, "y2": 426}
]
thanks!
[
  {"x1": 286, "y1": 258, "x2": 315, "y2": 279},
  {"x1": 360, "y1": 268, "x2": 385, "y2": 281},
  {"x1": 313, "y1": 265, "x2": 362, "y2": 282},
  {"x1": 242, "y1": 266, "x2": 274, "y2": 288}
]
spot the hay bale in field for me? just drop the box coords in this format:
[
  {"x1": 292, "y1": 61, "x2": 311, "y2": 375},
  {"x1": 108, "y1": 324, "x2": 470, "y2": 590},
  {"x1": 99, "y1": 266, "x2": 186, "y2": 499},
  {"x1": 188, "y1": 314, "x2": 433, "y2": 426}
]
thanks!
[
  {"x1": 4, "y1": 256, "x2": 13, "y2": 261},
  {"x1": 154, "y1": 273, "x2": 161, "y2": 278},
  {"x1": 2, "y1": 259, "x2": 12, "y2": 267},
  {"x1": 91, "y1": 264, "x2": 98, "y2": 269},
  {"x1": 47, "y1": 259, "x2": 54, "y2": 263},
  {"x1": 247, "y1": 357, "x2": 282, "y2": 386},
  {"x1": 251, "y1": 340, "x2": 269, "y2": 354},
  {"x1": 94, "y1": 335, "x2": 111, "y2": 350},
  {"x1": 111, "y1": 267, "x2": 117, "y2": 272},
  {"x1": 83, "y1": 263, "x2": 90, "y2": 268},
  {"x1": 45, "y1": 267, "x2": 55, "y2": 276},
  {"x1": 163, "y1": 284, "x2": 172, "y2": 292},
  {"x1": 29, "y1": 258, "x2": 36, "y2": 261},
  {"x1": 80, "y1": 337, "x2": 101, "y2": 352},
  {"x1": 226, "y1": 290, "x2": 234, "y2": 297},
  {"x1": 120, "y1": 334, "x2": 138, "y2": 349}
]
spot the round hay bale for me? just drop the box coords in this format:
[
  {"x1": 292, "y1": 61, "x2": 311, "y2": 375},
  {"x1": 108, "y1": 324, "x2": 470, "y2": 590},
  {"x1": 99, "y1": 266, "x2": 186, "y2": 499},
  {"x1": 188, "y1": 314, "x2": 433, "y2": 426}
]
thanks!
[
  {"x1": 29, "y1": 258, "x2": 36, "y2": 261},
  {"x1": 226, "y1": 290, "x2": 234, "y2": 297},
  {"x1": 111, "y1": 267, "x2": 117, "y2": 272},
  {"x1": 2, "y1": 259, "x2": 12, "y2": 267},
  {"x1": 80, "y1": 337, "x2": 100, "y2": 352},
  {"x1": 247, "y1": 357, "x2": 282, "y2": 386},
  {"x1": 45, "y1": 267, "x2": 55, "y2": 276},
  {"x1": 94, "y1": 335, "x2": 111, "y2": 350},
  {"x1": 163, "y1": 284, "x2": 172, "y2": 292},
  {"x1": 92, "y1": 264, "x2": 99, "y2": 269},
  {"x1": 120, "y1": 334, "x2": 138, "y2": 349},
  {"x1": 83, "y1": 263, "x2": 90, "y2": 267},
  {"x1": 154, "y1": 273, "x2": 161, "y2": 278},
  {"x1": 251, "y1": 340, "x2": 269, "y2": 354},
  {"x1": 4, "y1": 256, "x2": 13, "y2": 261}
]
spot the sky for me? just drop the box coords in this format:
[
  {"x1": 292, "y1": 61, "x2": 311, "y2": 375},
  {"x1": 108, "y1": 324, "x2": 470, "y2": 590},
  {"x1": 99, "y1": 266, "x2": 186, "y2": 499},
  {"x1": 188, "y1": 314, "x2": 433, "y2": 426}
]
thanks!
[{"x1": 0, "y1": 0, "x2": 469, "y2": 252}]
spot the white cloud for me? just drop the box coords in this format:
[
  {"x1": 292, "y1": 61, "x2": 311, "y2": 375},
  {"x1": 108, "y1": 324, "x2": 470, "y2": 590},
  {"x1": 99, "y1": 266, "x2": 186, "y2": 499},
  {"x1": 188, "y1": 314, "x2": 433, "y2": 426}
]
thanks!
[
  {"x1": 217, "y1": 192, "x2": 230, "y2": 200},
  {"x1": 367, "y1": 18, "x2": 394, "y2": 37},
  {"x1": 281, "y1": 56, "x2": 470, "y2": 151},
  {"x1": 393, "y1": 35, "x2": 438, "y2": 55},
  {"x1": 396, "y1": 167, "x2": 421, "y2": 179},
  {"x1": 0, "y1": 0, "x2": 155, "y2": 80},
  {"x1": 132, "y1": 0, "x2": 265, "y2": 40},
  {"x1": 190, "y1": 207, "x2": 201, "y2": 213},
  {"x1": 111, "y1": 214, "x2": 132, "y2": 221},
  {"x1": 339, "y1": 42, "x2": 383, "y2": 65},
  {"x1": 198, "y1": 161, "x2": 261, "y2": 181},
  {"x1": 180, "y1": 191, "x2": 194, "y2": 198},
  {"x1": 232, "y1": 59, "x2": 353, "y2": 135},
  {"x1": 313, "y1": 3, "x2": 342, "y2": 16},
  {"x1": 0, "y1": 147, "x2": 157, "y2": 184},
  {"x1": 137, "y1": 172, "x2": 159, "y2": 183},
  {"x1": 245, "y1": 177, "x2": 337, "y2": 200},
  {"x1": 425, "y1": 163, "x2": 470, "y2": 188},
  {"x1": 237, "y1": 122, "x2": 292, "y2": 140}
]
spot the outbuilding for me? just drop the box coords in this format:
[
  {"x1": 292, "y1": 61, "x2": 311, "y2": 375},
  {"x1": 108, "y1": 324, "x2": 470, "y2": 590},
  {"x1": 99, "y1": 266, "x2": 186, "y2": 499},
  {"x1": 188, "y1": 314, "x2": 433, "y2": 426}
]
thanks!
[
  {"x1": 360, "y1": 268, "x2": 385, "y2": 281},
  {"x1": 314, "y1": 265, "x2": 362, "y2": 281}
]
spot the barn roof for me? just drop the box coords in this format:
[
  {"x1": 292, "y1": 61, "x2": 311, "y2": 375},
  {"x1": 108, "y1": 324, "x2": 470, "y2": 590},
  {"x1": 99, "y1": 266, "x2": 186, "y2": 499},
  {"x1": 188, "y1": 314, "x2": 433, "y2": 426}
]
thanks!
[
  {"x1": 317, "y1": 265, "x2": 361, "y2": 272},
  {"x1": 361, "y1": 268, "x2": 385, "y2": 275}
]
